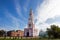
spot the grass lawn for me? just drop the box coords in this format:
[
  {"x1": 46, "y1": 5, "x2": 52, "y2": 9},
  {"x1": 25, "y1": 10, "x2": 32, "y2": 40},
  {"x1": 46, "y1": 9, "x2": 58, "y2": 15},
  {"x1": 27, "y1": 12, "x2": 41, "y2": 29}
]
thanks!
[{"x1": 0, "y1": 37, "x2": 60, "y2": 40}]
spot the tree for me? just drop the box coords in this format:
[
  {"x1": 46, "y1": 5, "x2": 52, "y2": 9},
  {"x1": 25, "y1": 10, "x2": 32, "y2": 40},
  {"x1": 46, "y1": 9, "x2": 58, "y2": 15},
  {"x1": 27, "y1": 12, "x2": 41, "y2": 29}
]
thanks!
[
  {"x1": 46, "y1": 25, "x2": 60, "y2": 38},
  {"x1": 0, "y1": 30, "x2": 6, "y2": 37}
]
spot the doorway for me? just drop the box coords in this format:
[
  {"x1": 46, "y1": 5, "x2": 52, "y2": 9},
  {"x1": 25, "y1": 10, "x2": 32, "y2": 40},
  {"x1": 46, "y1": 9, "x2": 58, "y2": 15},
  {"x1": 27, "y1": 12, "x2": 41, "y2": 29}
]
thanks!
[{"x1": 26, "y1": 32, "x2": 29, "y2": 37}]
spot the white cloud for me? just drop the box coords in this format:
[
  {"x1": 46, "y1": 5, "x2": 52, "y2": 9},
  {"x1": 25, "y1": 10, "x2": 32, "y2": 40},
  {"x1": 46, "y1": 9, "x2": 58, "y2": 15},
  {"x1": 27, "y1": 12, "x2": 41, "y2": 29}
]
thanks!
[
  {"x1": 14, "y1": 0, "x2": 21, "y2": 14},
  {"x1": 4, "y1": 10, "x2": 26, "y2": 30},
  {"x1": 35, "y1": 0, "x2": 60, "y2": 32},
  {"x1": 50, "y1": 22, "x2": 60, "y2": 27},
  {"x1": 14, "y1": 0, "x2": 27, "y2": 21},
  {"x1": 23, "y1": 0, "x2": 30, "y2": 12}
]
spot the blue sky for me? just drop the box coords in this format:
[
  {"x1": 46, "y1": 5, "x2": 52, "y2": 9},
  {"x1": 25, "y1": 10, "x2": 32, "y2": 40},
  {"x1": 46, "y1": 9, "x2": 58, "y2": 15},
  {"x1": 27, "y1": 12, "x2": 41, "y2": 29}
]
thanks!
[
  {"x1": 0, "y1": 0, "x2": 60, "y2": 31},
  {"x1": 0, "y1": 0, "x2": 43, "y2": 31}
]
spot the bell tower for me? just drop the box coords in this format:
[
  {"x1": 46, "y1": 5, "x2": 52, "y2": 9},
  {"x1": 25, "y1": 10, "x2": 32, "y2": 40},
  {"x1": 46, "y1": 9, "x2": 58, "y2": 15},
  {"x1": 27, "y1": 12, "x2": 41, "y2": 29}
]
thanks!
[
  {"x1": 28, "y1": 9, "x2": 34, "y2": 28},
  {"x1": 24, "y1": 9, "x2": 38, "y2": 37}
]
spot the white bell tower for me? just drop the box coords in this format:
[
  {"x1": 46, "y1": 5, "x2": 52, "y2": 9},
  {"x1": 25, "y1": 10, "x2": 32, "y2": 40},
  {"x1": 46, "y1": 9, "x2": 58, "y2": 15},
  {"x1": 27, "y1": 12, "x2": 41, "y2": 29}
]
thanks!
[{"x1": 24, "y1": 9, "x2": 38, "y2": 37}]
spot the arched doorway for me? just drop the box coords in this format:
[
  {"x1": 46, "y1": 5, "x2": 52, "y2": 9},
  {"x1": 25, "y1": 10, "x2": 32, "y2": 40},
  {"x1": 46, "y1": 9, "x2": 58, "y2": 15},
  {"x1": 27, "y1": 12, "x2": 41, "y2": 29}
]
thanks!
[{"x1": 26, "y1": 32, "x2": 29, "y2": 37}]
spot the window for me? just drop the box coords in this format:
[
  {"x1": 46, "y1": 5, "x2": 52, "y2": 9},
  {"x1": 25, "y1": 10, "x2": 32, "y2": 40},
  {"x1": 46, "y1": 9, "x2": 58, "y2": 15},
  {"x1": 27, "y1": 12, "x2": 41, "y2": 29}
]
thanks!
[{"x1": 29, "y1": 24, "x2": 31, "y2": 27}]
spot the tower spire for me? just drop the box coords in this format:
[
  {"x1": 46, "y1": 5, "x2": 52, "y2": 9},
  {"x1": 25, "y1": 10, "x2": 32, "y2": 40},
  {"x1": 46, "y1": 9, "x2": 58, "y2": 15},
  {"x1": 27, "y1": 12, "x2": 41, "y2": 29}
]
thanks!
[{"x1": 28, "y1": 9, "x2": 34, "y2": 28}]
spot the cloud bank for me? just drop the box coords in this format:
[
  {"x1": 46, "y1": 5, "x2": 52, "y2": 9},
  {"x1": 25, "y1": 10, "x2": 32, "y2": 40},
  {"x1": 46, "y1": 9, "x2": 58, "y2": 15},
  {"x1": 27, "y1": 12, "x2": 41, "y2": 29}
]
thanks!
[{"x1": 35, "y1": 0, "x2": 60, "y2": 32}]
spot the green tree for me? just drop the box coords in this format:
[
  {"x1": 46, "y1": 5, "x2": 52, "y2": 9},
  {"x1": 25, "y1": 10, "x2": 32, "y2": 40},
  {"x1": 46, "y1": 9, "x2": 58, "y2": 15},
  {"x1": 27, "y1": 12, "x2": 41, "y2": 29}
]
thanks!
[
  {"x1": 47, "y1": 25, "x2": 60, "y2": 38},
  {"x1": 0, "y1": 30, "x2": 6, "y2": 37}
]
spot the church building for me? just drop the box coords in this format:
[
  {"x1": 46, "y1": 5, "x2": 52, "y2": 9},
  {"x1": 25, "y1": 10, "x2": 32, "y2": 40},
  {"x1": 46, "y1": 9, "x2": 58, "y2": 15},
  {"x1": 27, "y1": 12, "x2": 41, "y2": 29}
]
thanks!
[{"x1": 24, "y1": 9, "x2": 38, "y2": 37}]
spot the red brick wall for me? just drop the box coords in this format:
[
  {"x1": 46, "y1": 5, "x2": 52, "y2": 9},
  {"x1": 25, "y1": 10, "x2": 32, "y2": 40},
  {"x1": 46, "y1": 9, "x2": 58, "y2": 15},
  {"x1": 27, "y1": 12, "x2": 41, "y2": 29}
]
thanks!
[{"x1": 11, "y1": 30, "x2": 24, "y2": 37}]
